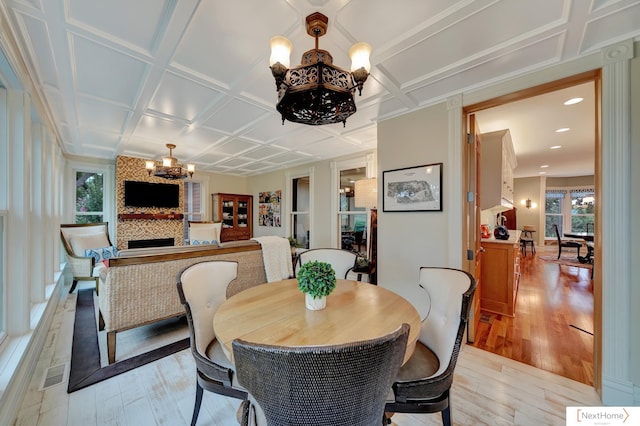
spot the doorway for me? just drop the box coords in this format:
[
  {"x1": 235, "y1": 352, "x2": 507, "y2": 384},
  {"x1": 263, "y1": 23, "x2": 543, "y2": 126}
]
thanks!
[{"x1": 463, "y1": 70, "x2": 601, "y2": 389}]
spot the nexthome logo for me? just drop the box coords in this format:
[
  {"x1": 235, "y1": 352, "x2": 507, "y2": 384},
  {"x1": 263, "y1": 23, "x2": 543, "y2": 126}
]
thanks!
[{"x1": 566, "y1": 407, "x2": 637, "y2": 425}]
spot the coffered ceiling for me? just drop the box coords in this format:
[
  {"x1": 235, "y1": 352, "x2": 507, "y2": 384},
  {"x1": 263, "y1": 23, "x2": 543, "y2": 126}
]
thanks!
[{"x1": 2, "y1": 0, "x2": 639, "y2": 177}]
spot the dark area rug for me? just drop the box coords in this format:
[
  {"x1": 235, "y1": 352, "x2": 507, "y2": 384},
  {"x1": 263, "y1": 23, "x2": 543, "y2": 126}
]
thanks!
[{"x1": 68, "y1": 289, "x2": 189, "y2": 393}]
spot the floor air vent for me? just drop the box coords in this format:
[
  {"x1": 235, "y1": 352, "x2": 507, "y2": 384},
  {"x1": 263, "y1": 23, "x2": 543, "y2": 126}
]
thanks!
[{"x1": 40, "y1": 363, "x2": 67, "y2": 390}]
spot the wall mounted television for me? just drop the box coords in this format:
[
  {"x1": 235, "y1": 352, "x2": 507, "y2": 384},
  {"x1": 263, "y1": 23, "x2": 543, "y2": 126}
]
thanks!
[{"x1": 124, "y1": 180, "x2": 180, "y2": 208}]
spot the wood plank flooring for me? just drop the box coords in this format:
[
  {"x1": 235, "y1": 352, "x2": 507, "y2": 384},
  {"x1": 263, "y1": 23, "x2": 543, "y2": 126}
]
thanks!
[
  {"x1": 15, "y1": 276, "x2": 601, "y2": 426},
  {"x1": 471, "y1": 245, "x2": 594, "y2": 386}
]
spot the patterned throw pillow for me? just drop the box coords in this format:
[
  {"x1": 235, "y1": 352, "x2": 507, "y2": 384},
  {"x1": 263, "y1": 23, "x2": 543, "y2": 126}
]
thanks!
[
  {"x1": 190, "y1": 240, "x2": 218, "y2": 245},
  {"x1": 84, "y1": 246, "x2": 119, "y2": 263}
]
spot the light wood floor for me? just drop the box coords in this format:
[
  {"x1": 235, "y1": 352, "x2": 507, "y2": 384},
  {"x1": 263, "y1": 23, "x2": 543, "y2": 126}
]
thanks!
[
  {"x1": 471, "y1": 245, "x2": 595, "y2": 386},
  {"x1": 15, "y1": 279, "x2": 601, "y2": 426}
]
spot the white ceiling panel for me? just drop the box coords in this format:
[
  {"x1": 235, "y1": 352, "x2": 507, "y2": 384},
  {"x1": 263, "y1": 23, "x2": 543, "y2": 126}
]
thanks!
[
  {"x1": 148, "y1": 71, "x2": 223, "y2": 122},
  {"x1": 263, "y1": 152, "x2": 314, "y2": 165},
  {"x1": 581, "y1": 3, "x2": 640, "y2": 52},
  {"x1": 241, "y1": 146, "x2": 288, "y2": 160},
  {"x1": 68, "y1": 0, "x2": 172, "y2": 54},
  {"x1": 336, "y1": 0, "x2": 459, "y2": 49},
  {"x1": 196, "y1": 152, "x2": 230, "y2": 165},
  {"x1": 180, "y1": 126, "x2": 227, "y2": 148},
  {"x1": 72, "y1": 35, "x2": 149, "y2": 106},
  {"x1": 217, "y1": 157, "x2": 253, "y2": 168},
  {"x1": 212, "y1": 139, "x2": 261, "y2": 156},
  {"x1": 202, "y1": 98, "x2": 271, "y2": 134},
  {"x1": 42, "y1": 87, "x2": 69, "y2": 126},
  {"x1": 381, "y1": 0, "x2": 565, "y2": 86},
  {"x1": 18, "y1": 12, "x2": 58, "y2": 87},
  {"x1": 172, "y1": 1, "x2": 298, "y2": 85},
  {"x1": 406, "y1": 34, "x2": 563, "y2": 105},
  {"x1": 5, "y1": 0, "x2": 640, "y2": 177},
  {"x1": 78, "y1": 128, "x2": 121, "y2": 150},
  {"x1": 77, "y1": 98, "x2": 129, "y2": 133},
  {"x1": 132, "y1": 114, "x2": 187, "y2": 140}
]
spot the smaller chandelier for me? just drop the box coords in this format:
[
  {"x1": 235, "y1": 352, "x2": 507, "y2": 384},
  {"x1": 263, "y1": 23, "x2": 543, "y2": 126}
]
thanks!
[
  {"x1": 145, "y1": 144, "x2": 194, "y2": 180},
  {"x1": 269, "y1": 12, "x2": 371, "y2": 126}
]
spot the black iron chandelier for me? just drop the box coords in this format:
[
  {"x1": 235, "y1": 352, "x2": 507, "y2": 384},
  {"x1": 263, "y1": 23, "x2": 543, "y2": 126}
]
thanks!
[
  {"x1": 145, "y1": 144, "x2": 194, "y2": 180},
  {"x1": 269, "y1": 12, "x2": 371, "y2": 126}
]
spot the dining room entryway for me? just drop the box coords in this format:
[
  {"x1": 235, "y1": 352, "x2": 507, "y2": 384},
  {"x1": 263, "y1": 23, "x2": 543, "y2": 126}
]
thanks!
[
  {"x1": 463, "y1": 70, "x2": 600, "y2": 389},
  {"x1": 470, "y1": 245, "x2": 594, "y2": 385}
]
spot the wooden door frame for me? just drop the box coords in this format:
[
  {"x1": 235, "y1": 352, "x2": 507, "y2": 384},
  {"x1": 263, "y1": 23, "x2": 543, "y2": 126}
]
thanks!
[{"x1": 461, "y1": 69, "x2": 602, "y2": 393}]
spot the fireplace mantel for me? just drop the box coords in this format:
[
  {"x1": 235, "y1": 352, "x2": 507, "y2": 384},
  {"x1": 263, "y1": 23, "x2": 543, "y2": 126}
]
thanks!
[{"x1": 118, "y1": 213, "x2": 184, "y2": 220}]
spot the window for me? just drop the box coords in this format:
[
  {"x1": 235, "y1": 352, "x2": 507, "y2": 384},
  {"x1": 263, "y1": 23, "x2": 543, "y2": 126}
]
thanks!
[
  {"x1": 183, "y1": 181, "x2": 203, "y2": 241},
  {"x1": 544, "y1": 190, "x2": 565, "y2": 238},
  {"x1": 570, "y1": 189, "x2": 595, "y2": 233},
  {"x1": 291, "y1": 177, "x2": 310, "y2": 248},
  {"x1": 338, "y1": 167, "x2": 367, "y2": 254},
  {"x1": 544, "y1": 187, "x2": 595, "y2": 238},
  {"x1": 75, "y1": 171, "x2": 104, "y2": 223}
]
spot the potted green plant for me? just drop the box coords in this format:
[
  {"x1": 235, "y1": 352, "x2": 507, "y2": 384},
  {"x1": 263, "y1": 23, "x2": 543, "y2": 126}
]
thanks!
[{"x1": 297, "y1": 260, "x2": 336, "y2": 310}]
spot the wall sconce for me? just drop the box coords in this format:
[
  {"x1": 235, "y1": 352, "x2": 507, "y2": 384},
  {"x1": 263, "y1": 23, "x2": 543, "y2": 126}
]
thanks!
[{"x1": 521, "y1": 198, "x2": 537, "y2": 209}]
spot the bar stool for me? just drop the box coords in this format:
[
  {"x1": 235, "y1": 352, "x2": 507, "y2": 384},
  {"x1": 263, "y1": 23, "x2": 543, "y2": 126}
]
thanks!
[{"x1": 520, "y1": 226, "x2": 536, "y2": 256}]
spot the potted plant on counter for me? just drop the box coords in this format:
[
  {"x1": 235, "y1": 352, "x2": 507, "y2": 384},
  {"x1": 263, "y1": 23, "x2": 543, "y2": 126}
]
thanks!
[{"x1": 297, "y1": 260, "x2": 336, "y2": 310}]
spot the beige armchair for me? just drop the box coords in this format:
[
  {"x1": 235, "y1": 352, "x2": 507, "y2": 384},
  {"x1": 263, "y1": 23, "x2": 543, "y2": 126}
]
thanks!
[
  {"x1": 60, "y1": 222, "x2": 113, "y2": 294},
  {"x1": 188, "y1": 221, "x2": 222, "y2": 245}
]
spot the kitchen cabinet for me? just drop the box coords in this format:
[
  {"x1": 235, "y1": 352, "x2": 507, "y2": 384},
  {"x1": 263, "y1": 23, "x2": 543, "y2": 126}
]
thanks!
[
  {"x1": 480, "y1": 231, "x2": 521, "y2": 317},
  {"x1": 480, "y1": 129, "x2": 517, "y2": 210},
  {"x1": 212, "y1": 193, "x2": 253, "y2": 242}
]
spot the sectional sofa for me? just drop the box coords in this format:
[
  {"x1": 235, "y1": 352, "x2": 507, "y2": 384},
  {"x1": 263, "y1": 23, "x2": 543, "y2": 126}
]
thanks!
[{"x1": 98, "y1": 241, "x2": 267, "y2": 364}]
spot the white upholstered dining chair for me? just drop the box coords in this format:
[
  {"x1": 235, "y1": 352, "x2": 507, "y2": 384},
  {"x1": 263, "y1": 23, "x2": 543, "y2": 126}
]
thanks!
[
  {"x1": 384, "y1": 267, "x2": 476, "y2": 426},
  {"x1": 295, "y1": 248, "x2": 358, "y2": 279},
  {"x1": 177, "y1": 260, "x2": 247, "y2": 426}
]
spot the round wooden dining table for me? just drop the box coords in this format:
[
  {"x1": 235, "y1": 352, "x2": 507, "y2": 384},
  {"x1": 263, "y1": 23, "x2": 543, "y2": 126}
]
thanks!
[{"x1": 213, "y1": 279, "x2": 422, "y2": 364}]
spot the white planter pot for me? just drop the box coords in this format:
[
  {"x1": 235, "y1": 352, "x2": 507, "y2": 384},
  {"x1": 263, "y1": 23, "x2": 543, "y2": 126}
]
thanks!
[{"x1": 305, "y1": 293, "x2": 326, "y2": 310}]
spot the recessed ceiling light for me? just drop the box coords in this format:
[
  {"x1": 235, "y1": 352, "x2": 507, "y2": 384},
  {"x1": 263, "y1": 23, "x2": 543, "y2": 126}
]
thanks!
[
  {"x1": 564, "y1": 97, "x2": 583, "y2": 105},
  {"x1": 539, "y1": 171, "x2": 547, "y2": 175},
  {"x1": 550, "y1": 145, "x2": 562, "y2": 149},
  {"x1": 540, "y1": 165, "x2": 549, "y2": 168},
  {"x1": 555, "y1": 127, "x2": 570, "y2": 133}
]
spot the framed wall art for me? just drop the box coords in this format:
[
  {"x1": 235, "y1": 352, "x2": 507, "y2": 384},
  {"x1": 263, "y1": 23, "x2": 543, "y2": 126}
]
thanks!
[
  {"x1": 382, "y1": 163, "x2": 443, "y2": 212},
  {"x1": 258, "y1": 190, "x2": 282, "y2": 227}
]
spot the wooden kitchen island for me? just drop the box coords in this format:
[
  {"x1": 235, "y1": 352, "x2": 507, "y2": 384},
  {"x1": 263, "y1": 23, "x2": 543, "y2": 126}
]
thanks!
[{"x1": 481, "y1": 230, "x2": 521, "y2": 317}]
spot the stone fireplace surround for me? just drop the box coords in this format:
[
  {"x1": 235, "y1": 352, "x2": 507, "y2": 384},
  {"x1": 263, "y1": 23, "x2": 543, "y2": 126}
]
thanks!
[{"x1": 115, "y1": 156, "x2": 185, "y2": 251}]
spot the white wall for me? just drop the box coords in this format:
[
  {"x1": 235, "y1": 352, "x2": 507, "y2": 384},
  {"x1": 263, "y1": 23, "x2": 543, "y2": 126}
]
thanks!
[
  {"x1": 376, "y1": 42, "x2": 639, "y2": 404},
  {"x1": 514, "y1": 176, "x2": 543, "y2": 245},
  {"x1": 247, "y1": 153, "x2": 375, "y2": 247},
  {"x1": 377, "y1": 103, "x2": 451, "y2": 301}
]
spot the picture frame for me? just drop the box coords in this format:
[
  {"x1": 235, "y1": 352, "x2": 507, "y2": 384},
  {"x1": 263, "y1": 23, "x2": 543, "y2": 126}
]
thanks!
[{"x1": 382, "y1": 163, "x2": 443, "y2": 212}]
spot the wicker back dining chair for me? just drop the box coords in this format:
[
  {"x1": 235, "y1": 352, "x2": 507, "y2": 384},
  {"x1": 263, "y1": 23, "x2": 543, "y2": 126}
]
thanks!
[
  {"x1": 384, "y1": 267, "x2": 476, "y2": 426},
  {"x1": 295, "y1": 248, "x2": 358, "y2": 279},
  {"x1": 234, "y1": 323, "x2": 410, "y2": 426},
  {"x1": 177, "y1": 261, "x2": 247, "y2": 426}
]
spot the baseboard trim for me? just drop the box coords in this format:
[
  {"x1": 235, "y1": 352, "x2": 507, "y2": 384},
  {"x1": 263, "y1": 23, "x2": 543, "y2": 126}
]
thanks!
[{"x1": 602, "y1": 375, "x2": 635, "y2": 406}]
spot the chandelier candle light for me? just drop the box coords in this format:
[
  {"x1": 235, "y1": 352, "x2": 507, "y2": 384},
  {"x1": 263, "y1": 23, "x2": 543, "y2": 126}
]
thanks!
[
  {"x1": 269, "y1": 12, "x2": 371, "y2": 126},
  {"x1": 145, "y1": 143, "x2": 195, "y2": 180}
]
